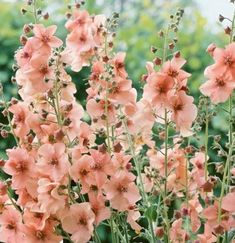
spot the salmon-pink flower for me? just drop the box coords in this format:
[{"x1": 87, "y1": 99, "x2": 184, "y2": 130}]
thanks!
[
  {"x1": 197, "y1": 223, "x2": 217, "y2": 243},
  {"x1": 113, "y1": 52, "x2": 128, "y2": 78},
  {"x1": 22, "y1": 221, "x2": 62, "y2": 243},
  {"x1": 37, "y1": 178, "x2": 67, "y2": 215},
  {"x1": 0, "y1": 207, "x2": 24, "y2": 243},
  {"x1": 200, "y1": 71, "x2": 234, "y2": 104},
  {"x1": 33, "y1": 24, "x2": 63, "y2": 48},
  {"x1": 104, "y1": 172, "x2": 141, "y2": 211},
  {"x1": 69, "y1": 154, "x2": 93, "y2": 187},
  {"x1": 23, "y1": 209, "x2": 49, "y2": 230},
  {"x1": 4, "y1": 148, "x2": 35, "y2": 189},
  {"x1": 212, "y1": 43, "x2": 235, "y2": 78},
  {"x1": 61, "y1": 203, "x2": 95, "y2": 243},
  {"x1": 127, "y1": 208, "x2": 141, "y2": 232},
  {"x1": 161, "y1": 56, "x2": 191, "y2": 86},
  {"x1": 169, "y1": 219, "x2": 187, "y2": 243},
  {"x1": 143, "y1": 72, "x2": 174, "y2": 108},
  {"x1": 65, "y1": 10, "x2": 91, "y2": 31},
  {"x1": 90, "y1": 196, "x2": 111, "y2": 225},
  {"x1": 25, "y1": 58, "x2": 54, "y2": 83},
  {"x1": 8, "y1": 101, "x2": 30, "y2": 138},
  {"x1": 222, "y1": 192, "x2": 235, "y2": 212},
  {"x1": 108, "y1": 77, "x2": 136, "y2": 105},
  {"x1": 37, "y1": 143, "x2": 70, "y2": 181},
  {"x1": 169, "y1": 90, "x2": 197, "y2": 137}
]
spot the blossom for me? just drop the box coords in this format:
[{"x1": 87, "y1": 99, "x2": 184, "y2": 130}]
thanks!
[
  {"x1": 4, "y1": 148, "x2": 35, "y2": 189},
  {"x1": 32, "y1": 24, "x2": 63, "y2": 48},
  {"x1": 161, "y1": 56, "x2": 191, "y2": 86},
  {"x1": 104, "y1": 172, "x2": 141, "y2": 211},
  {"x1": 169, "y1": 90, "x2": 197, "y2": 137},
  {"x1": 113, "y1": 52, "x2": 128, "y2": 78},
  {"x1": 212, "y1": 43, "x2": 235, "y2": 78},
  {"x1": 222, "y1": 192, "x2": 235, "y2": 213},
  {"x1": 37, "y1": 143, "x2": 70, "y2": 181},
  {"x1": 61, "y1": 203, "x2": 95, "y2": 243},
  {"x1": 8, "y1": 101, "x2": 30, "y2": 138},
  {"x1": 200, "y1": 71, "x2": 234, "y2": 104},
  {"x1": 22, "y1": 221, "x2": 62, "y2": 243},
  {"x1": 0, "y1": 207, "x2": 24, "y2": 243}
]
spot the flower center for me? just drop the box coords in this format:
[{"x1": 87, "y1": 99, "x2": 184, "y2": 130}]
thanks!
[
  {"x1": 41, "y1": 35, "x2": 50, "y2": 43},
  {"x1": 168, "y1": 68, "x2": 179, "y2": 78},
  {"x1": 15, "y1": 161, "x2": 27, "y2": 173},
  {"x1": 50, "y1": 158, "x2": 59, "y2": 166},
  {"x1": 174, "y1": 103, "x2": 184, "y2": 111},
  {"x1": 35, "y1": 230, "x2": 46, "y2": 240},
  {"x1": 117, "y1": 185, "x2": 128, "y2": 193},
  {"x1": 6, "y1": 222, "x2": 16, "y2": 230},
  {"x1": 79, "y1": 217, "x2": 87, "y2": 225},
  {"x1": 216, "y1": 78, "x2": 225, "y2": 87},
  {"x1": 39, "y1": 65, "x2": 49, "y2": 75},
  {"x1": 224, "y1": 56, "x2": 233, "y2": 66}
]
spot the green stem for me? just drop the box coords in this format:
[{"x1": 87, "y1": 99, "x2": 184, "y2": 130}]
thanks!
[
  {"x1": 163, "y1": 109, "x2": 170, "y2": 242},
  {"x1": 7, "y1": 189, "x2": 22, "y2": 214},
  {"x1": 33, "y1": 0, "x2": 38, "y2": 24},
  {"x1": 205, "y1": 100, "x2": 209, "y2": 181},
  {"x1": 121, "y1": 115, "x2": 155, "y2": 243}
]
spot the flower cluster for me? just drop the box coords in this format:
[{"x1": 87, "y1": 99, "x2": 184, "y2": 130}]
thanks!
[
  {"x1": 200, "y1": 43, "x2": 235, "y2": 104},
  {"x1": 0, "y1": 1, "x2": 235, "y2": 243}
]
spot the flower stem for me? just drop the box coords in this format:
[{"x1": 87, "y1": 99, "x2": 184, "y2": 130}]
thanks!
[
  {"x1": 204, "y1": 100, "x2": 209, "y2": 181},
  {"x1": 121, "y1": 114, "x2": 156, "y2": 243}
]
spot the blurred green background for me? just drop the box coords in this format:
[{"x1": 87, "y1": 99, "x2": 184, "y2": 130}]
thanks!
[{"x1": 0, "y1": 0, "x2": 231, "y2": 161}]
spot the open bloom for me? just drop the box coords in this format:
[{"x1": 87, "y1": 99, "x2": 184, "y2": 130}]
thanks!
[
  {"x1": 169, "y1": 90, "x2": 197, "y2": 137},
  {"x1": 37, "y1": 143, "x2": 70, "y2": 181},
  {"x1": 61, "y1": 203, "x2": 95, "y2": 243},
  {"x1": 4, "y1": 148, "x2": 35, "y2": 189},
  {"x1": 32, "y1": 24, "x2": 63, "y2": 48},
  {"x1": 0, "y1": 207, "x2": 24, "y2": 243},
  {"x1": 22, "y1": 221, "x2": 62, "y2": 243},
  {"x1": 161, "y1": 56, "x2": 191, "y2": 87},
  {"x1": 104, "y1": 171, "x2": 141, "y2": 211},
  {"x1": 200, "y1": 70, "x2": 234, "y2": 104}
]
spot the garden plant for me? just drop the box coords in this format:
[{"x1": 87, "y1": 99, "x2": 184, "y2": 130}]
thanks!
[{"x1": 0, "y1": 0, "x2": 235, "y2": 242}]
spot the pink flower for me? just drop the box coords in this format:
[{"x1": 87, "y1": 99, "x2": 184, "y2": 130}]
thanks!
[
  {"x1": 69, "y1": 154, "x2": 93, "y2": 188},
  {"x1": 222, "y1": 192, "x2": 235, "y2": 213},
  {"x1": 169, "y1": 90, "x2": 197, "y2": 137},
  {"x1": 108, "y1": 77, "x2": 136, "y2": 105},
  {"x1": 61, "y1": 203, "x2": 95, "y2": 243},
  {"x1": 25, "y1": 57, "x2": 53, "y2": 83},
  {"x1": 170, "y1": 219, "x2": 187, "y2": 243},
  {"x1": 143, "y1": 72, "x2": 174, "y2": 108},
  {"x1": 37, "y1": 178, "x2": 67, "y2": 214},
  {"x1": 65, "y1": 10, "x2": 91, "y2": 32},
  {"x1": 127, "y1": 208, "x2": 141, "y2": 232},
  {"x1": 32, "y1": 24, "x2": 63, "y2": 48},
  {"x1": 89, "y1": 149, "x2": 113, "y2": 186},
  {"x1": 104, "y1": 172, "x2": 141, "y2": 211},
  {"x1": 161, "y1": 56, "x2": 191, "y2": 86},
  {"x1": 22, "y1": 221, "x2": 62, "y2": 243},
  {"x1": 0, "y1": 207, "x2": 24, "y2": 243},
  {"x1": 4, "y1": 148, "x2": 35, "y2": 189},
  {"x1": 8, "y1": 101, "x2": 30, "y2": 138},
  {"x1": 90, "y1": 196, "x2": 111, "y2": 225},
  {"x1": 37, "y1": 143, "x2": 70, "y2": 181},
  {"x1": 212, "y1": 43, "x2": 235, "y2": 78},
  {"x1": 113, "y1": 52, "x2": 128, "y2": 78},
  {"x1": 23, "y1": 209, "x2": 49, "y2": 230},
  {"x1": 200, "y1": 70, "x2": 234, "y2": 104},
  {"x1": 197, "y1": 223, "x2": 217, "y2": 243}
]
